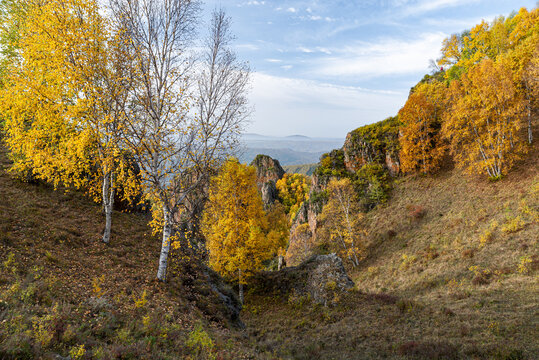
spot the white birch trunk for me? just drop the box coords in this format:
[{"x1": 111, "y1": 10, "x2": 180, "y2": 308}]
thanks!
[
  {"x1": 157, "y1": 205, "x2": 173, "y2": 282},
  {"x1": 278, "y1": 255, "x2": 284, "y2": 271},
  {"x1": 238, "y1": 268, "x2": 244, "y2": 305},
  {"x1": 102, "y1": 172, "x2": 115, "y2": 244}
]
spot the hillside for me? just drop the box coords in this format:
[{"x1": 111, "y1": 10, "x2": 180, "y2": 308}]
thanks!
[
  {"x1": 282, "y1": 163, "x2": 318, "y2": 176},
  {"x1": 1, "y1": 141, "x2": 537, "y2": 360},
  {"x1": 0, "y1": 145, "x2": 254, "y2": 359},
  {"x1": 243, "y1": 147, "x2": 539, "y2": 359}
]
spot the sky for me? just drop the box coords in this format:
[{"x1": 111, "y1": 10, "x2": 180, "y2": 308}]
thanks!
[{"x1": 201, "y1": 0, "x2": 537, "y2": 138}]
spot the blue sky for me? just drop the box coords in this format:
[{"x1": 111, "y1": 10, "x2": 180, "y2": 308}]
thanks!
[{"x1": 202, "y1": 0, "x2": 537, "y2": 138}]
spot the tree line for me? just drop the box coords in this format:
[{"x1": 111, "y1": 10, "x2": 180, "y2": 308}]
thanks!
[{"x1": 399, "y1": 7, "x2": 538, "y2": 179}]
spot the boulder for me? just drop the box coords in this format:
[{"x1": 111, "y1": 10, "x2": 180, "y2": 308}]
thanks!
[{"x1": 251, "y1": 254, "x2": 354, "y2": 306}]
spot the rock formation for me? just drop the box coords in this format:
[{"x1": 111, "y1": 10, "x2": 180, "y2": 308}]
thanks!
[
  {"x1": 342, "y1": 116, "x2": 401, "y2": 176},
  {"x1": 250, "y1": 154, "x2": 285, "y2": 208},
  {"x1": 251, "y1": 254, "x2": 354, "y2": 306}
]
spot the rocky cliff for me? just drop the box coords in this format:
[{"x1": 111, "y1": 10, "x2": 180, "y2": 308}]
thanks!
[
  {"x1": 284, "y1": 118, "x2": 400, "y2": 267},
  {"x1": 250, "y1": 154, "x2": 285, "y2": 208},
  {"x1": 342, "y1": 116, "x2": 401, "y2": 176}
]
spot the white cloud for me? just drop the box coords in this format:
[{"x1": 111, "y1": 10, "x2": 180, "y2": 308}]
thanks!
[
  {"x1": 286, "y1": 7, "x2": 297, "y2": 13},
  {"x1": 236, "y1": 43, "x2": 259, "y2": 51},
  {"x1": 400, "y1": 0, "x2": 482, "y2": 17},
  {"x1": 421, "y1": 14, "x2": 497, "y2": 30},
  {"x1": 298, "y1": 46, "x2": 314, "y2": 53},
  {"x1": 312, "y1": 32, "x2": 446, "y2": 78},
  {"x1": 238, "y1": 0, "x2": 265, "y2": 6},
  {"x1": 316, "y1": 47, "x2": 332, "y2": 55},
  {"x1": 281, "y1": 65, "x2": 293, "y2": 70},
  {"x1": 248, "y1": 73, "x2": 405, "y2": 137},
  {"x1": 265, "y1": 58, "x2": 282, "y2": 63}
]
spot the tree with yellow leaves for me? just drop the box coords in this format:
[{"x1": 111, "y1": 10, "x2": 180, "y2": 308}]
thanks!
[
  {"x1": 318, "y1": 178, "x2": 365, "y2": 268},
  {"x1": 276, "y1": 173, "x2": 310, "y2": 219},
  {"x1": 443, "y1": 59, "x2": 527, "y2": 179},
  {"x1": 0, "y1": 0, "x2": 139, "y2": 243},
  {"x1": 201, "y1": 159, "x2": 272, "y2": 304},
  {"x1": 399, "y1": 81, "x2": 446, "y2": 175}
]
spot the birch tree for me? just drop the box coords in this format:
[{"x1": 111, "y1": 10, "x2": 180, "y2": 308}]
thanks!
[
  {"x1": 111, "y1": 1, "x2": 249, "y2": 281},
  {"x1": 442, "y1": 59, "x2": 527, "y2": 179},
  {"x1": 0, "y1": 0, "x2": 138, "y2": 243},
  {"x1": 318, "y1": 178, "x2": 365, "y2": 268}
]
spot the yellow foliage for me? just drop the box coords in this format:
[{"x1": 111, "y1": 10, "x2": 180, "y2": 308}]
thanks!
[
  {"x1": 201, "y1": 159, "x2": 272, "y2": 284},
  {"x1": 69, "y1": 345, "x2": 86, "y2": 360},
  {"x1": 133, "y1": 289, "x2": 147, "y2": 309},
  {"x1": 276, "y1": 173, "x2": 310, "y2": 219},
  {"x1": 0, "y1": 0, "x2": 140, "y2": 207},
  {"x1": 501, "y1": 216, "x2": 525, "y2": 233},
  {"x1": 399, "y1": 82, "x2": 446, "y2": 174},
  {"x1": 92, "y1": 275, "x2": 106, "y2": 298},
  {"x1": 442, "y1": 59, "x2": 527, "y2": 179},
  {"x1": 318, "y1": 178, "x2": 365, "y2": 267},
  {"x1": 518, "y1": 256, "x2": 532, "y2": 274}
]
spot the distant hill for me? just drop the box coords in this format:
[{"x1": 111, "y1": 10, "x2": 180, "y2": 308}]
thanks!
[
  {"x1": 285, "y1": 135, "x2": 311, "y2": 140},
  {"x1": 283, "y1": 163, "x2": 318, "y2": 176},
  {"x1": 239, "y1": 133, "x2": 343, "y2": 165},
  {"x1": 238, "y1": 148, "x2": 324, "y2": 166}
]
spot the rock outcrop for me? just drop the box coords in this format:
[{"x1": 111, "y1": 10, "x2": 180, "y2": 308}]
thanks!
[
  {"x1": 250, "y1": 154, "x2": 285, "y2": 208},
  {"x1": 251, "y1": 254, "x2": 354, "y2": 306},
  {"x1": 342, "y1": 116, "x2": 401, "y2": 176},
  {"x1": 284, "y1": 166, "x2": 334, "y2": 267}
]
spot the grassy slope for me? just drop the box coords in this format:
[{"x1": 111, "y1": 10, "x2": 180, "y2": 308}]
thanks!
[
  {"x1": 0, "y1": 145, "x2": 253, "y2": 359},
  {"x1": 244, "y1": 147, "x2": 539, "y2": 359}
]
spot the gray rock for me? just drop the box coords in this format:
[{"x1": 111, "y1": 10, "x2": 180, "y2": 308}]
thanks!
[
  {"x1": 251, "y1": 253, "x2": 354, "y2": 306},
  {"x1": 250, "y1": 154, "x2": 285, "y2": 208}
]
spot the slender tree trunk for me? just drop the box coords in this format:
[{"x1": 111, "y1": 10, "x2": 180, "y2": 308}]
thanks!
[
  {"x1": 238, "y1": 268, "x2": 244, "y2": 305},
  {"x1": 278, "y1": 255, "x2": 284, "y2": 271},
  {"x1": 528, "y1": 103, "x2": 533, "y2": 145},
  {"x1": 157, "y1": 205, "x2": 173, "y2": 282},
  {"x1": 102, "y1": 171, "x2": 115, "y2": 244}
]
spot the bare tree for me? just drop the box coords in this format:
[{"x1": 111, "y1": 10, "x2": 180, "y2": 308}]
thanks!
[
  {"x1": 196, "y1": 8, "x2": 250, "y2": 167},
  {"x1": 110, "y1": 0, "x2": 250, "y2": 281}
]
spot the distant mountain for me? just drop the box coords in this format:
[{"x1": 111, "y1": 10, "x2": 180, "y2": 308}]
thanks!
[
  {"x1": 239, "y1": 133, "x2": 344, "y2": 165},
  {"x1": 238, "y1": 148, "x2": 325, "y2": 166},
  {"x1": 285, "y1": 135, "x2": 311, "y2": 140}
]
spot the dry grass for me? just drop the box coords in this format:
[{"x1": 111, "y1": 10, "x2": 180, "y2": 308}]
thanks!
[
  {"x1": 0, "y1": 145, "x2": 254, "y2": 359},
  {"x1": 243, "y1": 145, "x2": 539, "y2": 359}
]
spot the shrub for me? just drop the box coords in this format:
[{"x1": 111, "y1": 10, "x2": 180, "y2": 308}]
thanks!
[
  {"x1": 355, "y1": 163, "x2": 391, "y2": 210},
  {"x1": 133, "y1": 289, "x2": 147, "y2": 309},
  {"x1": 69, "y1": 345, "x2": 85, "y2": 360},
  {"x1": 186, "y1": 323, "x2": 215, "y2": 360},
  {"x1": 469, "y1": 265, "x2": 491, "y2": 285},
  {"x1": 517, "y1": 256, "x2": 532, "y2": 274},
  {"x1": 400, "y1": 254, "x2": 417, "y2": 269},
  {"x1": 92, "y1": 275, "x2": 106, "y2": 298},
  {"x1": 501, "y1": 216, "x2": 525, "y2": 233},
  {"x1": 406, "y1": 204, "x2": 426, "y2": 220}
]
